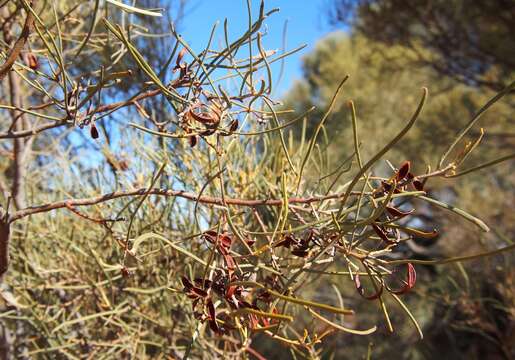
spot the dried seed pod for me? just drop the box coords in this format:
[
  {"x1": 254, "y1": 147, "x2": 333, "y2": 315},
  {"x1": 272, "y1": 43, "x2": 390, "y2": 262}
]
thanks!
[
  {"x1": 229, "y1": 119, "x2": 239, "y2": 132},
  {"x1": 189, "y1": 135, "x2": 197, "y2": 147},
  {"x1": 372, "y1": 223, "x2": 395, "y2": 244},
  {"x1": 396, "y1": 161, "x2": 411, "y2": 181},
  {"x1": 291, "y1": 248, "x2": 309, "y2": 257},
  {"x1": 402, "y1": 227, "x2": 438, "y2": 239},
  {"x1": 121, "y1": 266, "x2": 132, "y2": 278},
  {"x1": 386, "y1": 205, "x2": 414, "y2": 218},
  {"x1": 354, "y1": 274, "x2": 384, "y2": 300},
  {"x1": 118, "y1": 159, "x2": 129, "y2": 171},
  {"x1": 189, "y1": 109, "x2": 220, "y2": 126},
  {"x1": 381, "y1": 180, "x2": 393, "y2": 193},
  {"x1": 90, "y1": 124, "x2": 99, "y2": 139},
  {"x1": 207, "y1": 299, "x2": 219, "y2": 334},
  {"x1": 174, "y1": 47, "x2": 188, "y2": 72},
  {"x1": 25, "y1": 52, "x2": 39, "y2": 70},
  {"x1": 387, "y1": 263, "x2": 417, "y2": 295},
  {"x1": 274, "y1": 234, "x2": 298, "y2": 248},
  {"x1": 413, "y1": 179, "x2": 424, "y2": 191},
  {"x1": 222, "y1": 253, "x2": 236, "y2": 280}
]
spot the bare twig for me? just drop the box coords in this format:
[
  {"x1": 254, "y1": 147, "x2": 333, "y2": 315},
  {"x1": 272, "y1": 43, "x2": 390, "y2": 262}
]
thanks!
[
  {"x1": 0, "y1": 0, "x2": 37, "y2": 81},
  {"x1": 10, "y1": 188, "x2": 361, "y2": 223}
]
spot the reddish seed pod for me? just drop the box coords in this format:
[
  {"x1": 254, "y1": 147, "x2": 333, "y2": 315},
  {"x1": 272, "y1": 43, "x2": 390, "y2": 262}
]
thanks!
[
  {"x1": 225, "y1": 285, "x2": 236, "y2": 299},
  {"x1": 371, "y1": 223, "x2": 395, "y2": 244},
  {"x1": 291, "y1": 248, "x2": 309, "y2": 257},
  {"x1": 388, "y1": 263, "x2": 417, "y2": 295},
  {"x1": 381, "y1": 181, "x2": 393, "y2": 192},
  {"x1": 396, "y1": 161, "x2": 411, "y2": 181},
  {"x1": 90, "y1": 124, "x2": 99, "y2": 139},
  {"x1": 354, "y1": 274, "x2": 384, "y2": 300},
  {"x1": 229, "y1": 119, "x2": 239, "y2": 132},
  {"x1": 118, "y1": 159, "x2": 129, "y2": 171},
  {"x1": 386, "y1": 205, "x2": 414, "y2": 218},
  {"x1": 222, "y1": 253, "x2": 236, "y2": 280},
  {"x1": 121, "y1": 266, "x2": 132, "y2": 278},
  {"x1": 189, "y1": 135, "x2": 197, "y2": 147},
  {"x1": 174, "y1": 47, "x2": 187, "y2": 71},
  {"x1": 25, "y1": 52, "x2": 39, "y2": 70},
  {"x1": 207, "y1": 299, "x2": 216, "y2": 321},
  {"x1": 181, "y1": 276, "x2": 193, "y2": 290},
  {"x1": 245, "y1": 238, "x2": 256, "y2": 247},
  {"x1": 413, "y1": 179, "x2": 424, "y2": 191},
  {"x1": 274, "y1": 234, "x2": 298, "y2": 248}
]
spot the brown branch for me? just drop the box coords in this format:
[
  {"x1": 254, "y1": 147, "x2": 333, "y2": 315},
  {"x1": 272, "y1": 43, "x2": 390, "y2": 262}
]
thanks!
[
  {"x1": 91, "y1": 88, "x2": 162, "y2": 115},
  {"x1": 64, "y1": 201, "x2": 124, "y2": 225},
  {"x1": 0, "y1": 89, "x2": 163, "y2": 139},
  {"x1": 0, "y1": 0, "x2": 37, "y2": 81},
  {"x1": 8, "y1": 71, "x2": 33, "y2": 209},
  {"x1": 416, "y1": 163, "x2": 455, "y2": 180},
  {"x1": 0, "y1": 120, "x2": 65, "y2": 139},
  {"x1": 9, "y1": 188, "x2": 357, "y2": 223},
  {"x1": 0, "y1": 208, "x2": 9, "y2": 280},
  {"x1": 0, "y1": 65, "x2": 196, "y2": 140}
]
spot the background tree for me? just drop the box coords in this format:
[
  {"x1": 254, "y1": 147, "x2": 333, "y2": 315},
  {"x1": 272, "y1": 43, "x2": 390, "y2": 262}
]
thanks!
[{"x1": 330, "y1": 0, "x2": 515, "y2": 91}]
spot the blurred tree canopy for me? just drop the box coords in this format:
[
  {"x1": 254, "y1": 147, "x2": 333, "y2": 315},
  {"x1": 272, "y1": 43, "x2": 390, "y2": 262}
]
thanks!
[
  {"x1": 283, "y1": 33, "x2": 514, "y2": 176},
  {"x1": 330, "y1": 0, "x2": 515, "y2": 91}
]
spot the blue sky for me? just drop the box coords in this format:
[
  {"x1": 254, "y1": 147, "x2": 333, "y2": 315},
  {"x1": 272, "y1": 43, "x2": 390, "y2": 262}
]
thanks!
[{"x1": 179, "y1": 0, "x2": 332, "y2": 96}]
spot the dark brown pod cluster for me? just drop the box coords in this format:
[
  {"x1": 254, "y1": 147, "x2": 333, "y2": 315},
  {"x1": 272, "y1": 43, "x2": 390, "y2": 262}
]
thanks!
[{"x1": 274, "y1": 229, "x2": 322, "y2": 258}]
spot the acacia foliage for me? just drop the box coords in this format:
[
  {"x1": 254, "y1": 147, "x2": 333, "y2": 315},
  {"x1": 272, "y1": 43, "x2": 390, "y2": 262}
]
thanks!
[
  {"x1": 0, "y1": 0, "x2": 513, "y2": 358},
  {"x1": 283, "y1": 31, "x2": 515, "y2": 359}
]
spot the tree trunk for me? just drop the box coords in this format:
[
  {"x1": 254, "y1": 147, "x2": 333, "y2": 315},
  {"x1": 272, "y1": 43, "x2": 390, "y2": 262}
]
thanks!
[
  {"x1": 8, "y1": 72, "x2": 32, "y2": 210},
  {"x1": 0, "y1": 209, "x2": 10, "y2": 359}
]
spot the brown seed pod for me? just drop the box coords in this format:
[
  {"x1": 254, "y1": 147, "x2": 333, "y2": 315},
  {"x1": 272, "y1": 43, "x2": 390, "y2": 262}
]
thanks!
[
  {"x1": 413, "y1": 179, "x2": 424, "y2": 191},
  {"x1": 121, "y1": 266, "x2": 132, "y2": 278},
  {"x1": 371, "y1": 223, "x2": 395, "y2": 244},
  {"x1": 386, "y1": 205, "x2": 414, "y2": 219},
  {"x1": 229, "y1": 119, "x2": 239, "y2": 132},
  {"x1": 401, "y1": 227, "x2": 438, "y2": 239},
  {"x1": 90, "y1": 124, "x2": 99, "y2": 139},
  {"x1": 189, "y1": 135, "x2": 197, "y2": 147},
  {"x1": 173, "y1": 47, "x2": 188, "y2": 72},
  {"x1": 387, "y1": 263, "x2": 417, "y2": 295},
  {"x1": 189, "y1": 109, "x2": 220, "y2": 126},
  {"x1": 117, "y1": 159, "x2": 129, "y2": 171},
  {"x1": 396, "y1": 161, "x2": 411, "y2": 181},
  {"x1": 354, "y1": 274, "x2": 384, "y2": 300},
  {"x1": 25, "y1": 52, "x2": 39, "y2": 70}
]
